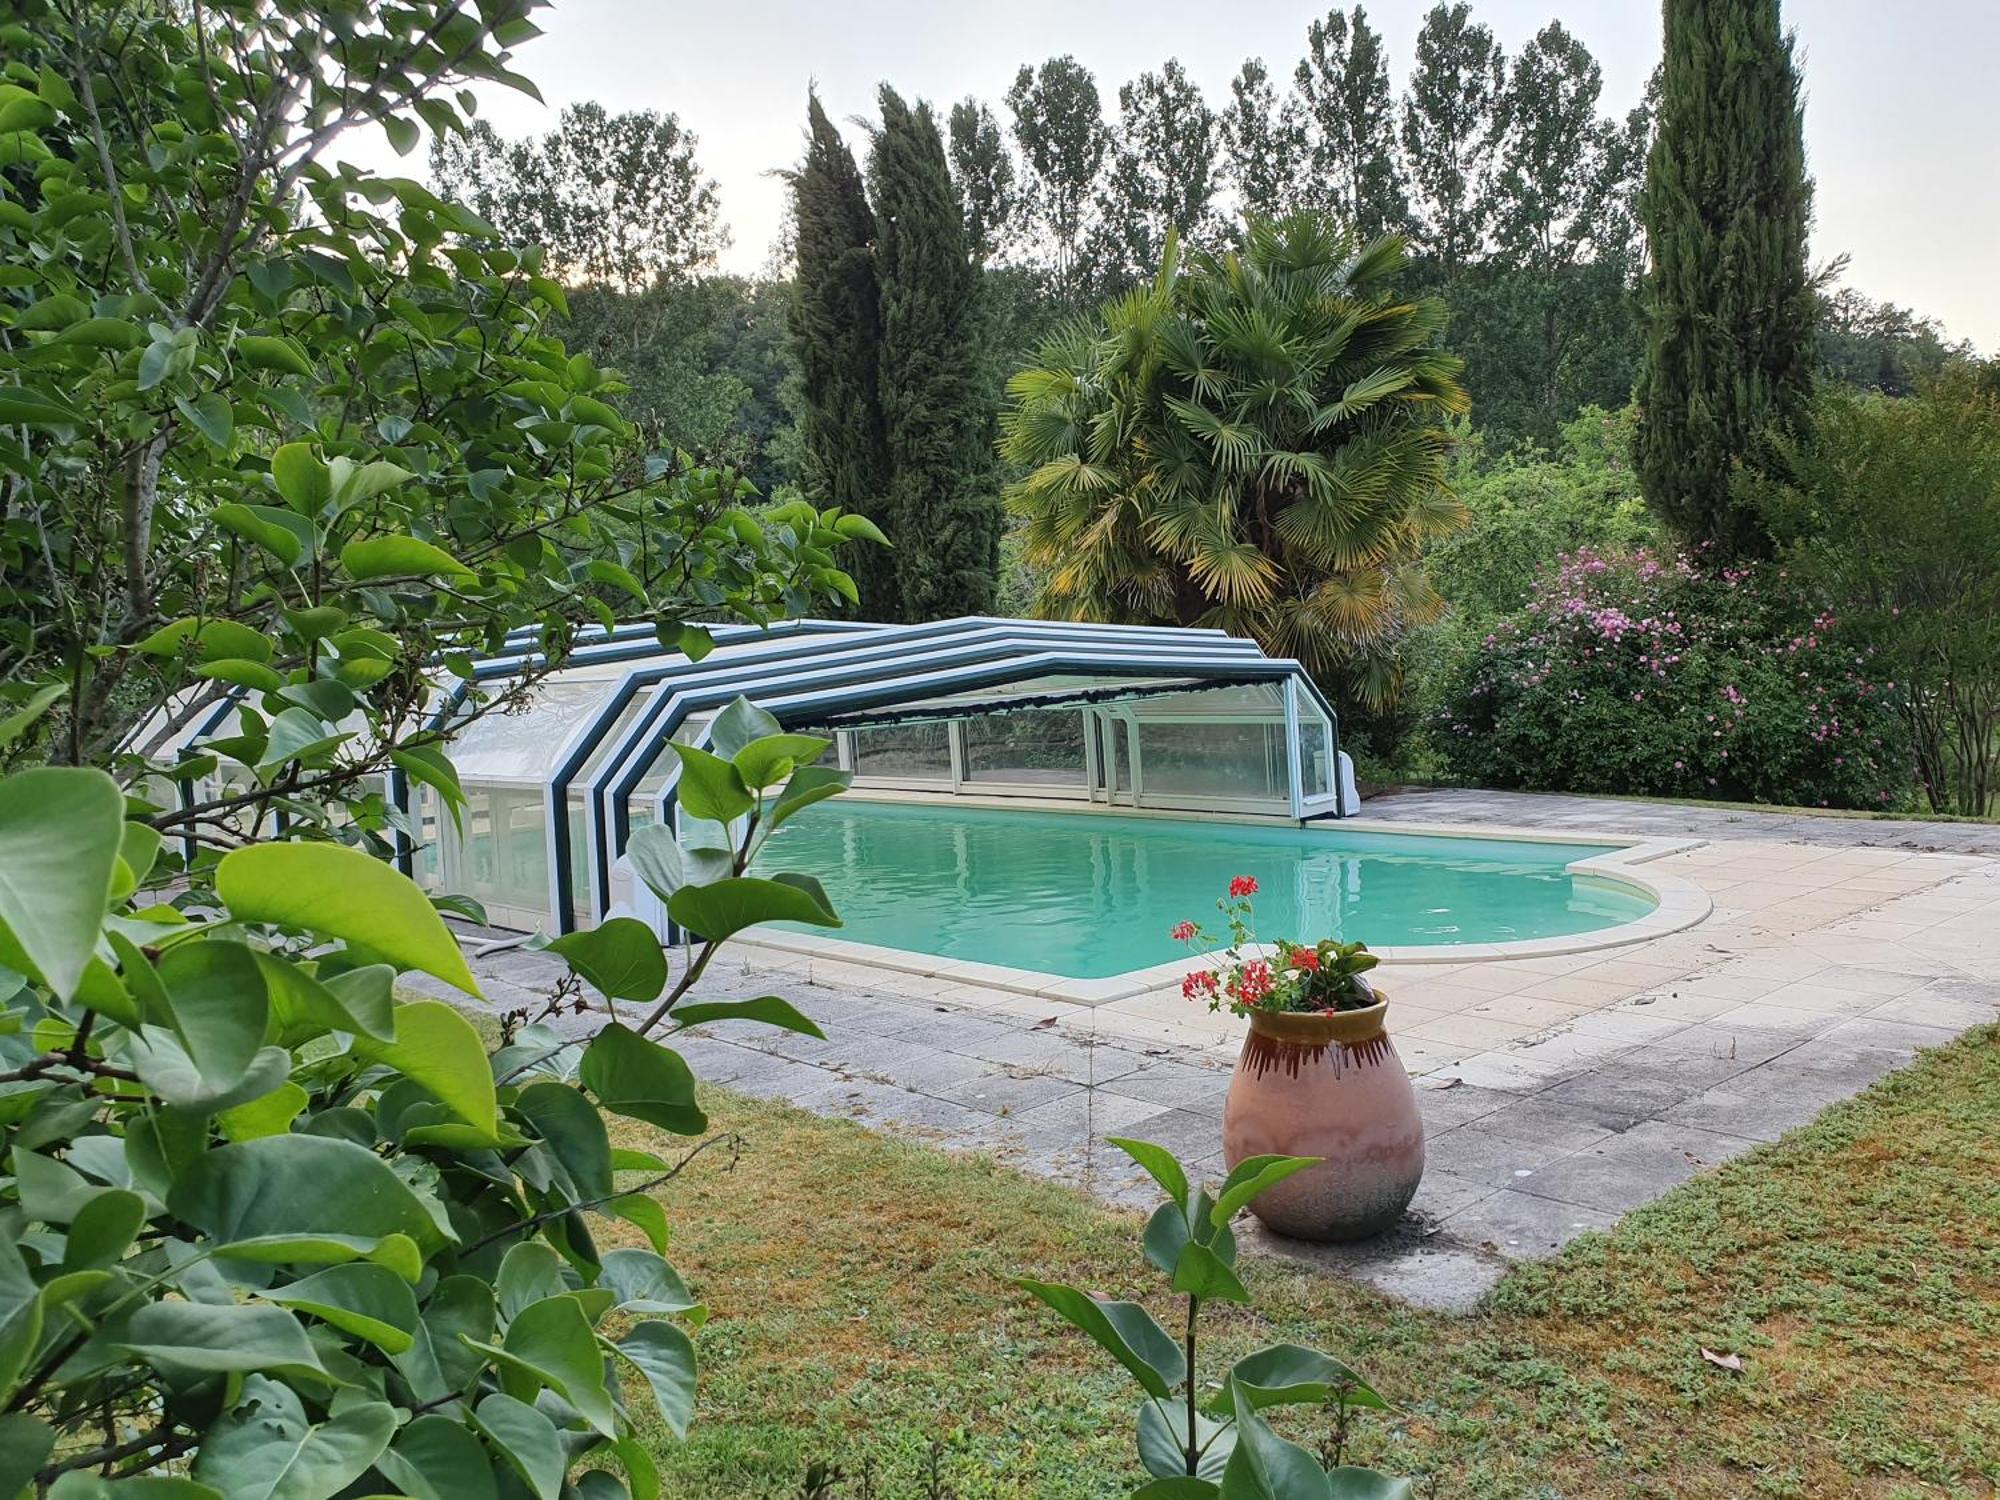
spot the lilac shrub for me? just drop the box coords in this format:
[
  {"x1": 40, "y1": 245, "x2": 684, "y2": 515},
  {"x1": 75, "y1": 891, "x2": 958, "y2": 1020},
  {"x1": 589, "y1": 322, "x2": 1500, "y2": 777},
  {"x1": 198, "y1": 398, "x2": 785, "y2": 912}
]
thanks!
[{"x1": 1437, "y1": 547, "x2": 1910, "y2": 809}]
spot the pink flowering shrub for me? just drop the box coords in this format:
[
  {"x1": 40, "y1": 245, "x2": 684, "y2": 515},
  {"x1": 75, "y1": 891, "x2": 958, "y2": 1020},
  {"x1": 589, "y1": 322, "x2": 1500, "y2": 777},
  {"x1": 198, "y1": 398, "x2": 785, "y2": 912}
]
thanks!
[{"x1": 1437, "y1": 547, "x2": 1910, "y2": 809}]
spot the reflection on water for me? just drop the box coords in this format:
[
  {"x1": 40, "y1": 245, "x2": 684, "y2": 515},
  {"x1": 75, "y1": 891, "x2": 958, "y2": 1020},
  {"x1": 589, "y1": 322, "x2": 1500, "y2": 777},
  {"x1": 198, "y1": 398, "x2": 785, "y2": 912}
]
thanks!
[{"x1": 755, "y1": 801, "x2": 1654, "y2": 980}]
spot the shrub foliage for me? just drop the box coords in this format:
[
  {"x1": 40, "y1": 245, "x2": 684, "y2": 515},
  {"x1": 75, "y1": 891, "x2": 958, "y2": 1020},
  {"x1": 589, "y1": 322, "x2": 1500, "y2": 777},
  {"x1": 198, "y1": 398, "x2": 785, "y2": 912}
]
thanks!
[
  {"x1": 0, "y1": 703, "x2": 854, "y2": 1498},
  {"x1": 1436, "y1": 548, "x2": 1908, "y2": 809}
]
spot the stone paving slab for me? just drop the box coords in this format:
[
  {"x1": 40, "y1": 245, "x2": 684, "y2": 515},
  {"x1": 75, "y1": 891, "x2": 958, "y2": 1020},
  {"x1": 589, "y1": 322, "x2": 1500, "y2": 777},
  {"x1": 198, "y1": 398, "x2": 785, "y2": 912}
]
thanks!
[
  {"x1": 440, "y1": 821, "x2": 2000, "y2": 1315},
  {"x1": 1359, "y1": 786, "x2": 2000, "y2": 855}
]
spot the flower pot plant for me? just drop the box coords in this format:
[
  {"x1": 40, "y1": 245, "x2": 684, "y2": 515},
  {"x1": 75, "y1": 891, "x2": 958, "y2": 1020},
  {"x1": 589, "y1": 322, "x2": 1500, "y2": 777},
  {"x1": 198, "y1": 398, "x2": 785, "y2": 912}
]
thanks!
[{"x1": 1175, "y1": 876, "x2": 1425, "y2": 1241}]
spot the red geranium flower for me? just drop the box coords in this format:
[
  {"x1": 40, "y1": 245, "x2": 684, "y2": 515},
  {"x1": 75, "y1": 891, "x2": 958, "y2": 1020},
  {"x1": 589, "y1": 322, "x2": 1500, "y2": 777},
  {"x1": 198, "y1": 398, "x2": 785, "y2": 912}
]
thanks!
[
  {"x1": 1291, "y1": 947, "x2": 1320, "y2": 972},
  {"x1": 1170, "y1": 920, "x2": 1197, "y2": 943},
  {"x1": 1228, "y1": 875, "x2": 1259, "y2": 898},
  {"x1": 1181, "y1": 970, "x2": 1219, "y2": 1000}
]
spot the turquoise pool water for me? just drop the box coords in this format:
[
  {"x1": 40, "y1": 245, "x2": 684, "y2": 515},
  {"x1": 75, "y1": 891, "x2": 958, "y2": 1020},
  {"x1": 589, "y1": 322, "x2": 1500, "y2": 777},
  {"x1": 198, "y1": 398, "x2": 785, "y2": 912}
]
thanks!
[{"x1": 755, "y1": 801, "x2": 1654, "y2": 979}]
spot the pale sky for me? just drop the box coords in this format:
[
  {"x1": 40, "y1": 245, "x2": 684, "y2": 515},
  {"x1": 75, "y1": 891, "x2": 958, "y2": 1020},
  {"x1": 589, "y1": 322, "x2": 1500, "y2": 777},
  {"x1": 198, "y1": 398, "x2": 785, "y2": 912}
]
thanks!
[{"x1": 344, "y1": 0, "x2": 2000, "y2": 350}]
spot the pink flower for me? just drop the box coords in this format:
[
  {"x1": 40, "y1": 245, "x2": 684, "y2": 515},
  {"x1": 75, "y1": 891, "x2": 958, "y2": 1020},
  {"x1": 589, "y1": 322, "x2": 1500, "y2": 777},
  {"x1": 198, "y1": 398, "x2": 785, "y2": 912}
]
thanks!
[
  {"x1": 1170, "y1": 920, "x2": 1198, "y2": 943},
  {"x1": 1228, "y1": 875, "x2": 1259, "y2": 898}
]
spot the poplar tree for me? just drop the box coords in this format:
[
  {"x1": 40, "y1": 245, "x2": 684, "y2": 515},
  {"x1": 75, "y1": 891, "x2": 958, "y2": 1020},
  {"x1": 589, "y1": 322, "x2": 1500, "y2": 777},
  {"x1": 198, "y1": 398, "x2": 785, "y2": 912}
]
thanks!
[
  {"x1": 790, "y1": 93, "x2": 896, "y2": 616},
  {"x1": 948, "y1": 99, "x2": 1018, "y2": 263},
  {"x1": 1293, "y1": 6, "x2": 1409, "y2": 240},
  {"x1": 1636, "y1": 0, "x2": 1815, "y2": 557},
  {"x1": 1400, "y1": 2, "x2": 1505, "y2": 276},
  {"x1": 1006, "y1": 56, "x2": 1112, "y2": 306},
  {"x1": 870, "y1": 86, "x2": 1001, "y2": 620},
  {"x1": 1220, "y1": 58, "x2": 1305, "y2": 217},
  {"x1": 1091, "y1": 60, "x2": 1223, "y2": 288}
]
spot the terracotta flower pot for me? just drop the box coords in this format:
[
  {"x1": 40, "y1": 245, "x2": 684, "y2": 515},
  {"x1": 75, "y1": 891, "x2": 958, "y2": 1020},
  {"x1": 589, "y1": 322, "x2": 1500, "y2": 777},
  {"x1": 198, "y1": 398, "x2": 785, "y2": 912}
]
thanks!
[{"x1": 1220, "y1": 995, "x2": 1424, "y2": 1242}]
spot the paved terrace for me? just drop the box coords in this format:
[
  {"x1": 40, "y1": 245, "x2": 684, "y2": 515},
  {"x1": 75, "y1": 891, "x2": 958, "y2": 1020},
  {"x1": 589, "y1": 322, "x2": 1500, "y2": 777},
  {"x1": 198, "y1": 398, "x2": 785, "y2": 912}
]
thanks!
[{"x1": 441, "y1": 798, "x2": 2000, "y2": 1312}]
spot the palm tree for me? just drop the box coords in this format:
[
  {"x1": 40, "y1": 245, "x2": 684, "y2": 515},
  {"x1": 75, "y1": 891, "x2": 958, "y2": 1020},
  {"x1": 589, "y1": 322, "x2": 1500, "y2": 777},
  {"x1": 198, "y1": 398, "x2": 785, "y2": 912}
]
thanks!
[{"x1": 1001, "y1": 212, "x2": 1470, "y2": 708}]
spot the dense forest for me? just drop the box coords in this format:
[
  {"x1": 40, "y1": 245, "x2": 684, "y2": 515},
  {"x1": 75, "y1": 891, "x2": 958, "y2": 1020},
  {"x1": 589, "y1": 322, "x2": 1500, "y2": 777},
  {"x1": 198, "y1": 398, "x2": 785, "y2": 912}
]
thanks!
[{"x1": 429, "y1": 3, "x2": 1971, "y2": 504}]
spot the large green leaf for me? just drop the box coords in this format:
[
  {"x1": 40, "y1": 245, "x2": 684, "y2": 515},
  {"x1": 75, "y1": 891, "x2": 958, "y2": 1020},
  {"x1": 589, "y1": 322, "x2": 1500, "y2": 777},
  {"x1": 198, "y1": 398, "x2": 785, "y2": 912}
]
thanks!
[
  {"x1": 213, "y1": 503, "x2": 310, "y2": 566},
  {"x1": 1017, "y1": 1279, "x2": 1185, "y2": 1399},
  {"x1": 513, "y1": 1081, "x2": 612, "y2": 1199},
  {"x1": 259, "y1": 1263, "x2": 418, "y2": 1354},
  {"x1": 485, "y1": 1293, "x2": 616, "y2": 1436},
  {"x1": 154, "y1": 939, "x2": 270, "y2": 1091},
  {"x1": 45, "y1": 1478, "x2": 221, "y2": 1499},
  {"x1": 0, "y1": 1413, "x2": 54, "y2": 1497},
  {"x1": 615, "y1": 1320, "x2": 697, "y2": 1439},
  {"x1": 0, "y1": 681, "x2": 67, "y2": 753},
  {"x1": 579, "y1": 1024, "x2": 703, "y2": 1136},
  {"x1": 198, "y1": 620, "x2": 274, "y2": 664},
  {"x1": 120, "y1": 1302, "x2": 327, "y2": 1382},
  {"x1": 0, "y1": 384, "x2": 84, "y2": 426},
  {"x1": 1144, "y1": 1196, "x2": 1236, "y2": 1280},
  {"x1": 350, "y1": 1000, "x2": 498, "y2": 1137},
  {"x1": 1214, "y1": 1345, "x2": 1387, "y2": 1416},
  {"x1": 61, "y1": 1189, "x2": 146, "y2": 1271},
  {"x1": 624, "y1": 825, "x2": 684, "y2": 903},
  {"x1": 0, "y1": 1239, "x2": 45, "y2": 1401},
  {"x1": 706, "y1": 696, "x2": 780, "y2": 758},
  {"x1": 269, "y1": 443, "x2": 330, "y2": 510},
  {"x1": 170, "y1": 1134, "x2": 453, "y2": 1253},
  {"x1": 216, "y1": 843, "x2": 480, "y2": 995},
  {"x1": 545, "y1": 918, "x2": 666, "y2": 1003},
  {"x1": 123, "y1": 1028, "x2": 292, "y2": 1115},
  {"x1": 668, "y1": 996, "x2": 824, "y2": 1039},
  {"x1": 340, "y1": 535, "x2": 475, "y2": 581},
  {"x1": 259, "y1": 956, "x2": 396, "y2": 1044},
  {"x1": 217, "y1": 1081, "x2": 310, "y2": 1141},
  {"x1": 730, "y1": 733, "x2": 830, "y2": 792},
  {"x1": 495, "y1": 1242, "x2": 568, "y2": 1323},
  {"x1": 597, "y1": 1249, "x2": 699, "y2": 1315},
  {"x1": 1139, "y1": 1400, "x2": 1234, "y2": 1481},
  {"x1": 1211, "y1": 1155, "x2": 1321, "y2": 1228},
  {"x1": 665, "y1": 875, "x2": 839, "y2": 944},
  {"x1": 665, "y1": 743, "x2": 752, "y2": 824},
  {"x1": 209, "y1": 1233, "x2": 420, "y2": 1282},
  {"x1": 0, "y1": 767, "x2": 124, "y2": 1001},
  {"x1": 1171, "y1": 1240, "x2": 1251, "y2": 1305},
  {"x1": 371, "y1": 1414, "x2": 499, "y2": 1500},
  {"x1": 1218, "y1": 1381, "x2": 1332, "y2": 1500},
  {"x1": 192, "y1": 1377, "x2": 395, "y2": 1500},
  {"x1": 1108, "y1": 1137, "x2": 1190, "y2": 1208},
  {"x1": 765, "y1": 764, "x2": 851, "y2": 832},
  {"x1": 469, "y1": 1393, "x2": 564, "y2": 1500},
  {"x1": 391, "y1": 1274, "x2": 494, "y2": 1403},
  {"x1": 237, "y1": 335, "x2": 316, "y2": 379},
  {"x1": 327, "y1": 456, "x2": 413, "y2": 511}
]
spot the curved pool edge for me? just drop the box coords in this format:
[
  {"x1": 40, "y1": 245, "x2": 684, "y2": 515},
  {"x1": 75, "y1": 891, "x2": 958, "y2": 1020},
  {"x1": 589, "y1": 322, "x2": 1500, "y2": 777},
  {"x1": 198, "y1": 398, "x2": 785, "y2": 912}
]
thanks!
[{"x1": 726, "y1": 821, "x2": 1715, "y2": 1009}]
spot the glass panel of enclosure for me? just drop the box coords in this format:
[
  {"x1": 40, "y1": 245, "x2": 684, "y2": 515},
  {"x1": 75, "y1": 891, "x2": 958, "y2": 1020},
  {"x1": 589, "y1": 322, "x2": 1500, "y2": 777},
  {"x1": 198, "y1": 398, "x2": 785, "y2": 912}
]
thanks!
[
  {"x1": 849, "y1": 721, "x2": 952, "y2": 783},
  {"x1": 1133, "y1": 720, "x2": 1289, "y2": 802},
  {"x1": 449, "y1": 675, "x2": 614, "y2": 782},
  {"x1": 454, "y1": 784, "x2": 550, "y2": 928},
  {"x1": 960, "y1": 707, "x2": 1087, "y2": 788},
  {"x1": 412, "y1": 786, "x2": 442, "y2": 889},
  {"x1": 1296, "y1": 706, "x2": 1333, "y2": 800}
]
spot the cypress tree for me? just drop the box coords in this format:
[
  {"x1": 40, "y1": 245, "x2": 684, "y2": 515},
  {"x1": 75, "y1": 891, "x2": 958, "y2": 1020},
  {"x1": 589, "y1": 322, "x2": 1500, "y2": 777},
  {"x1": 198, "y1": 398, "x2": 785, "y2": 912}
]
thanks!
[
  {"x1": 1636, "y1": 0, "x2": 1814, "y2": 557},
  {"x1": 869, "y1": 85, "x2": 1000, "y2": 620},
  {"x1": 790, "y1": 92, "x2": 896, "y2": 617}
]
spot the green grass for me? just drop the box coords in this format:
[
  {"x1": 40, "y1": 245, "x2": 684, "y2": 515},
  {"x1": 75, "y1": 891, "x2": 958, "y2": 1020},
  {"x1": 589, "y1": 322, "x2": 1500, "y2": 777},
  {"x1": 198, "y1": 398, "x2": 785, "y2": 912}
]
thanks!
[{"x1": 603, "y1": 1025, "x2": 2000, "y2": 1498}]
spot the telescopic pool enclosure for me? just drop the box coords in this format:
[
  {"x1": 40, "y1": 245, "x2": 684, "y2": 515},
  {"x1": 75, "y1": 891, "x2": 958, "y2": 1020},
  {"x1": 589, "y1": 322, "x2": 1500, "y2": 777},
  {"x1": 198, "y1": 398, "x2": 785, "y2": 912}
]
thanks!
[{"x1": 134, "y1": 617, "x2": 1353, "y2": 934}]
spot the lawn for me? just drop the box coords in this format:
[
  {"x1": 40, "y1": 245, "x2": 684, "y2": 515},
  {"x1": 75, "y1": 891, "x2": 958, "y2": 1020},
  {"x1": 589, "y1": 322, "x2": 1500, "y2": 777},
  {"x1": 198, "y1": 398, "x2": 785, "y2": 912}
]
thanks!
[{"x1": 606, "y1": 1025, "x2": 2000, "y2": 1499}]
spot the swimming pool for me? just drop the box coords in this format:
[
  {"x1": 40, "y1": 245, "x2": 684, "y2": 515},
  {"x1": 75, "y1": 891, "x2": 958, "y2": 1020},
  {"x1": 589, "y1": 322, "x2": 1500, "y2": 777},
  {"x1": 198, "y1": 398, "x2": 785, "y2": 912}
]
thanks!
[{"x1": 754, "y1": 801, "x2": 1659, "y2": 981}]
